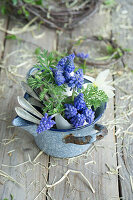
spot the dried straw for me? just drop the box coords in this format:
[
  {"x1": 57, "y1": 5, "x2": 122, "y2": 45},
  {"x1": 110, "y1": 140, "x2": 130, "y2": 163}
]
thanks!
[
  {"x1": 46, "y1": 169, "x2": 95, "y2": 193},
  {"x1": 0, "y1": 170, "x2": 23, "y2": 187}
]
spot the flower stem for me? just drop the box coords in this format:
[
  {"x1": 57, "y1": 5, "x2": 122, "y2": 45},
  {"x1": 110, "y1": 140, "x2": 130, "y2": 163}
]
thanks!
[
  {"x1": 83, "y1": 60, "x2": 86, "y2": 74},
  {"x1": 72, "y1": 89, "x2": 75, "y2": 102}
]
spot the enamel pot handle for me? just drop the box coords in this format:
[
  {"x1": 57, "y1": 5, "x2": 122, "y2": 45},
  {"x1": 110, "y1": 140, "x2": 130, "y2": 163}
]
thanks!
[
  {"x1": 26, "y1": 67, "x2": 38, "y2": 79},
  {"x1": 63, "y1": 124, "x2": 108, "y2": 145}
]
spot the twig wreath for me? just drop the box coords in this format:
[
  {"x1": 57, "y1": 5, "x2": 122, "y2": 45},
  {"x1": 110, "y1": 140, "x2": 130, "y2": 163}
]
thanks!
[{"x1": 1, "y1": 0, "x2": 100, "y2": 30}]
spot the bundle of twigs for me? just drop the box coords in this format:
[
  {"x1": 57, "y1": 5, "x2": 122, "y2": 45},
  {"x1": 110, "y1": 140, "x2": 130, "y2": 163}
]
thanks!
[{"x1": 8, "y1": 0, "x2": 100, "y2": 30}]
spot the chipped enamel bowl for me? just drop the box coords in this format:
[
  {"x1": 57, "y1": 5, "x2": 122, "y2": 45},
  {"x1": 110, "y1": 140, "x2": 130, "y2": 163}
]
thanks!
[{"x1": 12, "y1": 68, "x2": 108, "y2": 158}]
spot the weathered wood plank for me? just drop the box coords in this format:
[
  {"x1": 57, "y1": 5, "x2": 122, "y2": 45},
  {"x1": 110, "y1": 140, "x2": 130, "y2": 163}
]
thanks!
[
  {"x1": 114, "y1": 70, "x2": 133, "y2": 200},
  {"x1": 0, "y1": 18, "x2": 56, "y2": 200},
  {"x1": 47, "y1": 6, "x2": 119, "y2": 199},
  {"x1": 112, "y1": 1, "x2": 133, "y2": 199},
  {"x1": 0, "y1": 15, "x2": 8, "y2": 60},
  {"x1": 47, "y1": 77, "x2": 119, "y2": 200},
  {"x1": 112, "y1": 0, "x2": 133, "y2": 70}
]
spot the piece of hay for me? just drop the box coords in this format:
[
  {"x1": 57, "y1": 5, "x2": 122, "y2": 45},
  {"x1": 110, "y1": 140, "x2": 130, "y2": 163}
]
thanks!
[
  {"x1": 46, "y1": 169, "x2": 95, "y2": 194},
  {"x1": 0, "y1": 170, "x2": 23, "y2": 187},
  {"x1": 0, "y1": 17, "x2": 38, "y2": 35}
]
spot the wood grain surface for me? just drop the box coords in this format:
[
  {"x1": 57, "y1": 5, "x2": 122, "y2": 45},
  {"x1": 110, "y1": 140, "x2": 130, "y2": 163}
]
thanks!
[
  {"x1": 0, "y1": 18, "x2": 56, "y2": 200},
  {"x1": 0, "y1": 0, "x2": 133, "y2": 199},
  {"x1": 112, "y1": 1, "x2": 133, "y2": 199}
]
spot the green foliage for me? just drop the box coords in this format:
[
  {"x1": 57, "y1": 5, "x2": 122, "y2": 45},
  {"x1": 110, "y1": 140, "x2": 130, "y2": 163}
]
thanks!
[
  {"x1": 3, "y1": 194, "x2": 14, "y2": 200},
  {"x1": 103, "y1": 0, "x2": 116, "y2": 7},
  {"x1": 28, "y1": 76, "x2": 44, "y2": 89},
  {"x1": 106, "y1": 45, "x2": 114, "y2": 55},
  {"x1": 0, "y1": 0, "x2": 43, "y2": 16},
  {"x1": 28, "y1": 74, "x2": 67, "y2": 115},
  {"x1": 51, "y1": 50, "x2": 67, "y2": 63},
  {"x1": 22, "y1": 6, "x2": 29, "y2": 18},
  {"x1": 6, "y1": 34, "x2": 17, "y2": 40},
  {"x1": 35, "y1": 49, "x2": 57, "y2": 71},
  {"x1": 73, "y1": 36, "x2": 87, "y2": 46},
  {"x1": 39, "y1": 88, "x2": 48, "y2": 101},
  {"x1": 34, "y1": 47, "x2": 41, "y2": 55},
  {"x1": 83, "y1": 83, "x2": 108, "y2": 110},
  {"x1": 106, "y1": 45, "x2": 123, "y2": 59},
  {"x1": 10, "y1": 194, "x2": 14, "y2": 200},
  {"x1": 17, "y1": 9, "x2": 22, "y2": 15},
  {"x1": 79, "y1": 60, "x2": 87, "y2": 74},
  {"x1": 12, "y1": 0, "x2": 18, "y2": 5},
  {"x1": 97, "y1": 35, "x2": 103, "y2": 41},
  {"x1": 123, "y1": 48, "x2": 132, "y2": 52},
  {"x1": 28, "y1": 48, "x2": 109, "y2": 116},
  {"x1": 23, "y1": 0, "x2": 43, "y2": 5},
  {"x1": 28, "y1": 49, "x2": 67, "y2": 115}
]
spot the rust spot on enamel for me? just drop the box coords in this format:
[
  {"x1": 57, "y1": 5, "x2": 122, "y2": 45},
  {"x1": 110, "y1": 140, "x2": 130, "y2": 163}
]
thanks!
[
  {"x1": 95, "y1": 124, "x2": 108, "y2": 135},
  {"x1": 95, "y1": 124, "x2": 108, "y2": 141},
  {"x1": 63, "y1": 134, "x2": 92, "y2": 145},
  {"x1": 96, "y1": 134, "x2": 104, "y2": 140}
]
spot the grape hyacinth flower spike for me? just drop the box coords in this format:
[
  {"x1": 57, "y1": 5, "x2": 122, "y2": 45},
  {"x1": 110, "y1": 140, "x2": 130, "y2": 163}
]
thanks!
[
  {"x1": 76, "y1": 52, "x2": 89, "y2": 74},
  {"x1": 52, "y1": 54, "x2": 75, "y2": 86},
  {"x1": 82, "y1": 107, "x2": 95, "y2": 124},
  {"x1": 70, "y1": 113, "x2": 86, "y2": 128},
  {"x1": 37, "y1": 113, "x2": 56, "y2": 134},
  {"x1": 64, "y1": 53, "x2": 75, "y2": 73},
  {"x1": 68, "y1": 69, "x2": 84, "y2": 90},
  {"x1": 74, "y1": 93, "x2": 86, "y2": 110},
  {"x1": 76, "y1": 52, "x2": 89, "y2": 59},
  {"x1": 64, "y1": 104, "x2": 77, "y2": 119},
  {"x1": 64, "y1": 93, "x2": 95, "y2": 128}
]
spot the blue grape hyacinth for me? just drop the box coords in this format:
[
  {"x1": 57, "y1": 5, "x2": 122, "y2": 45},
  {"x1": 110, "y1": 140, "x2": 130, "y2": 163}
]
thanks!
[
  {"x1": 54, "y1": 70, "x2": 66, "y2": 86},
  {"x1": 64, "y1": 54, "x2": 75, "y2": 73},
  {"x1": 74, "y1": 93, "x2": 86, "y2": 110},
  {"x1": 64, "y1": 93, "x2": 95, "y2": 128},
  {"x1": 53, "y1": 54, "x2": 75, "y2": 86},
  {"x1": 68, "y1": 69, "x2": 84, "y2": 90},
  {"x1": 53, "y1": 54, "x2": 84, "y2": 90},
  {"x1": 37, "y1": 113, "x2": 56, "y2": 133},
  {"x1": 76, "y1": 52, "x2": 89, "y2": 59},
  {"x1": 63, "y1": 71, "x2": 72, "y2": 83},
  {"x1": 82, "y1": 107, "x2": 95, "y2": 124},
  {"x1": 70, "y1": 113, "x2": 86, "y2": 128},
  {"x1": 64, "y1": 104, "x2": 77, "y2": 119},
  {"x1": 58, "y1": 57, "x2": 67, "y2": 67}
]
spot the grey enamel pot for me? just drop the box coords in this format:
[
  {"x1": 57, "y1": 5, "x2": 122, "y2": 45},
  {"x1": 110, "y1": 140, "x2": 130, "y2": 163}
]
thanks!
[{"x1": 12, "y1": 68, "x2": 108, "y2": 158}]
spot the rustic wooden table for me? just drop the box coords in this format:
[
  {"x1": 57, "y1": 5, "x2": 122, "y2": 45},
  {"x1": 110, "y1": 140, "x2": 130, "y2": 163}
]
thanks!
[{"x1": 0, "y1": 0, "x2": 133, "y2": 200}]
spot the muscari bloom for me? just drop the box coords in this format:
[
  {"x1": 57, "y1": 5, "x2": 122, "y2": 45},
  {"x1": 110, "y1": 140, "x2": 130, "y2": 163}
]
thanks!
[
  {"x1": 76, "y1": 52, "x2": 89, "y2": 59},
  {"x1": 64, "y1": 104, "x2": 77, "y2": 119},
  {"x1": 54, "y1": 70, "x2": 66, "y2": 86},
  {"x1": 37, "y1": 113, "x2": 56, "y2": 134},
  {"x1": 64, "y1": 54, "x2": 75, "y2": 73},
  {"x1": 70, "y1": 113, "x2": 86, "y2": 128},
  {"x1": 58, "y1": 57, "x2": 67, "y2": 67},
  {"x1": 68, "y1": 69, "x2": 84, "y2": 90},
  {"x1": 64, "y1": 93, "x2": 95, "y2": 128},
  {"x1": 53, "y1": 54, "x2": 75, "y2": 86},
  {"x1": 53, "y1": 54, "x2": 84, "y2": 90},
  {"x1": 63, "y1": 71, "x2": 74, "y2": 83},
  {"x1": 82, "y1": 107, "x2": 95, "y2": 124},
  {"x1": 74, "y1": 93, "x2": 86, "y2": 110}
]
